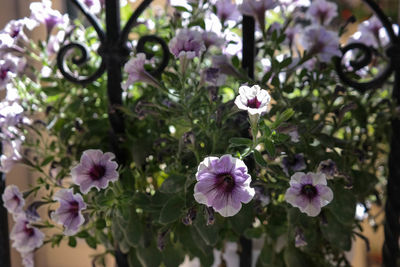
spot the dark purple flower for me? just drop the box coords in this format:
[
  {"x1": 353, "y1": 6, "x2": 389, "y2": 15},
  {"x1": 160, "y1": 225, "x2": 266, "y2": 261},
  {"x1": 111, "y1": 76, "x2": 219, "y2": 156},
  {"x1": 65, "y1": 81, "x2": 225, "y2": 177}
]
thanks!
[
  {"x1": 71, "y1": 149, "x2": 119, "y2": 194},
  {"x1": 317, "y1": 159, "x2": 338, "y2": 179},
  {"x1": 51, "y1": 189, "x2": 86, "y2": 235},
  {"x1": 307, "y1": 0, "x2": 337, "y2": 25},
  {"x1": 2, "y1": 185, "x2": 25, "y2": 215},
  {"x1": 169, "y1": 29, "x2": 206, "y2": 59},
  {"x1": 194, "y1": 155, "x2": 255, "y2": 217},
  {"x1": 215, "y1": 0, "x2": 240, "y2": 23},
  {"x1": 282, "y1": 153, "x2": 306, "y2": 175},
  {"x1": 300, "y1": 26, "x2": 341, "y2": 63},
  {"x1": 10, "y1": 214, "x2": 45, "y2": 252},
  {"x1": 285, "y1": 172, "x2": 333, "y2": 217},
  {"x1": 83, "y1": 0, "x2": 101, "y2": 14},
  {"x1": 2, "y1": 18, "x2": 36, "y2": 40},
  {"x1": 202, "y1": 67, "x2": 226, "y2": 86}
]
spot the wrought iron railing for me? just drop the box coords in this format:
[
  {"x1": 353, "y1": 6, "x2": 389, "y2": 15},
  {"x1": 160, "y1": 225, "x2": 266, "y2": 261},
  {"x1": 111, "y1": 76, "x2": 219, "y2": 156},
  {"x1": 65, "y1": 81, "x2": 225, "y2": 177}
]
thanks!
[{"x1": 0, "y1": 0, "x2": 399, "y2": 266}]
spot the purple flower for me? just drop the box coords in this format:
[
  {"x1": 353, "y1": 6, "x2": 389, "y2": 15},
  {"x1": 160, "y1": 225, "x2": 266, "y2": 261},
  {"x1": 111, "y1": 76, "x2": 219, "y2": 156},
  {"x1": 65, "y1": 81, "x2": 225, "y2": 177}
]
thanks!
[
  {"x1": 317, "y1": 159, "x2": 337, "y2": 179},
  {"x1": 2, "y1": 185, "x2": 25, "y2": 215},
  {"x1": 202, "y1": 31, "x2": 225, "y2": 49},
  {"x1": 193, "y1": 154, "x2": 255, "y2": 217},
  {"x1": 212, "y1": 54, "x2": 242, "y2": 78},
  {"x1": 169, "y1": 29, "x2": 206, "y2": 59},
  {"x1": 2, "y1": 18, "x2": 36, "y2": 41},
  {"x1": 21, "y1": 252, "x2": 34, "y2": 267},
  {"x1": 29, "y1": 0, "x2": 69, "y2": 34},
  {"x1": 215, "y1": 0, "x2": 240, "y2": 23},
  {"x1": 122, "y1": 53, "x2": 160, "y2": 89},
  {"x1": 307, "y1": 0, "x2": 337, "y2": 25},
  {"x1": 239, "y1": 0, "x2": 278, "y2": 28},
  {"x1": 349, "y1": 16, "x2": 392, "y2": 48},
  {"x1": 71, "y1": 149, "x2": 119, "y2": 194},
  {"x1": 234, "y1": 85, "x2": 271, "y2": 116},
  {"x1": 284, "y1": 172, "x2": 333, "y2": 217},
  {"x1": 282, "y1": 153, "x2": 306, "y2": 175},
  {"x1": 202, "y1": 67, "x2": 226, "y2": 87},
  {"x1": 295, "y1": 228, "x2": 307, "y2": 247},
  {"x1": 51, "y1": 189, "x2": 86, "y2": 235},
  {"x1": 83, "y1": 0, "x2": 101, "y2": 14},
  {"x1": 10, "y1": 214, "x2": 45, "y2": 252},
  {"x1": 0, "y1": 58, "x2": 17, "y2": 89},
  {"x1": 284, "y1": 25, "x2": 300, "y2": 46},
  {"x1": 0, "y1": 139, "x2": 23, "y2": 173},
  {"x1": 300, "y1": 26, "x2": 341, "y2": 63}
]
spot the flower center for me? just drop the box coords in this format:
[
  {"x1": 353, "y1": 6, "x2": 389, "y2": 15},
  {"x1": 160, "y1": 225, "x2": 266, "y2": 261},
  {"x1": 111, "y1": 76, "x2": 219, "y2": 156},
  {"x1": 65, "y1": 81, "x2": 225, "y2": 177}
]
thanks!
[
  {"x1": 88, "y1": 164, "x2": 106, "y2": 180},
  {"x1": 13, "y1": 195, "x2": 20, "y2": 205},
  {"x1": 247, "y1": 97, "x2": 261, "y2": 109},
  {"x1": 0, "y1": 69, "x2": 9, "y2": 80},
  {"x1": 216, "y1": 173, "x2": 235, "y2": 192},
  {"x1": 24, "y1": 222, "x2": 35, "y2": 237},
  {"x1": 69, "y1": 200, "x2": 80, "y2": 217},
  {"x1": 300, "y1": 184, "x2": 318, "y2": 199}
]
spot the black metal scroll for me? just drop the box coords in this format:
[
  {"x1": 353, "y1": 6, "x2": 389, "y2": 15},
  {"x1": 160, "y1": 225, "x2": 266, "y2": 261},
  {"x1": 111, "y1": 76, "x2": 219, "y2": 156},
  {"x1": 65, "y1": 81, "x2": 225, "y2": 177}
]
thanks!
[
  {"x1": 335, "y1": 0, "x2": 400, "y2": 266},
  {"x1": 57, "y1": 0, "x2": 170, "y2": 165}
]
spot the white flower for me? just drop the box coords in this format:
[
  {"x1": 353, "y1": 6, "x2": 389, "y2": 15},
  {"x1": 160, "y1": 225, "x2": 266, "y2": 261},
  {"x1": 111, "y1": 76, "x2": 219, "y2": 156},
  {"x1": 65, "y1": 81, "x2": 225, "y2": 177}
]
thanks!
[{"x1": 234, "y1": 85, "x2": 271, "y2": 116}]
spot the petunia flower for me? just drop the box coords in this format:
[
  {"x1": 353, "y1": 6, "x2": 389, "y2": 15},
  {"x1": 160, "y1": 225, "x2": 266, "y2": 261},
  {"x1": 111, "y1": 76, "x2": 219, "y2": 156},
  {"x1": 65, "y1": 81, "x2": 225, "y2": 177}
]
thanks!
[
  {"x1": 317, "y1": 159, "x2": 338, "y2": 179},
  {"x1": 202, "y1": 67, "x2": 226, "y2": 87},
  {"x1": 71, "y1": 149, "x2": 119, "y2": 194},
  {"x1": 239, "y1": 0, "x2": 278, "y2": 28},
  {"x1": 282, "y1": 153, "x2": 306, "y2": 175},
  {"x1": 169, "y1": 29, "x2": 206, "y2": 60},
  {"x1": 83, "y1": 0, "x2": 101, "y2": 14},
  {"x1": 193, "y1": 154, "x2": 255, "y2": 217},
  {"x1": 122, "y1": 53, "x2": 160, "y2": 90},
  {"x1": 307, "y1": 0, "x2": 337, "y2": 25},
  {"x1": 2, "y1": 184, "x2": 25, "y2": 215},
  {"x1": 215, "y1": 0, "x2": 240, "y2": 23},
  {"x1": 51, "y1": 188, "x2": 86, "y2": 235},
  {"x1": 212, "y1": 54, "x2": 242, "y2": 78},
  {"x1": 0, "y1": 57, "x2": 17, "y2": 89},
  {"x1": 0, "y1": 139, "x2": 23, "y2": 173},
  {"x1": 202, "y1": 31, "x2": 225, "y2": 49},
  {"x1": 10, "y1": 213, "x2": 45, "y2": 253},
  {"x1": 300, "y1": 26, "x2": 341, "y2": 63},
  {"x1": 284, "y1": 172, "x2": 333, "y2": 217},
  {"x1": 295, "y1": 228, "x2": 307, "y2": 247},
  {"x1": 29, "y1": 0, "x2": 69, "y2": 34},
  {"x1": 21, "y1": 252, "x2": 34, "y2": 267},
  {"x1": 234, "y1": 85, "x2": 271, "y2": 116}
]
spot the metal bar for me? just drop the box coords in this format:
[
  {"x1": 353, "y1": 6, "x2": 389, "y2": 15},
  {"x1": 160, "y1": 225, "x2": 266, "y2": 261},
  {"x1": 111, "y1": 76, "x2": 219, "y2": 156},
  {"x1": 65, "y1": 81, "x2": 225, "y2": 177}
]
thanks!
[
  {"x1": 0, "y1": 174, "x2": 11, "y2": 267},
  {"x1": 240, "y1": 14, "x2": 255, "y2": 267}
]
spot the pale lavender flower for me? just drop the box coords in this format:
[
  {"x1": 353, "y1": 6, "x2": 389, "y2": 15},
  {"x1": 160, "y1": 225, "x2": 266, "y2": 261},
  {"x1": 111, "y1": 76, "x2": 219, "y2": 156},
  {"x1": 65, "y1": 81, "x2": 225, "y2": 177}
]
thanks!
[
  {"x1": 21, "y1": 252, "x2": 34, "y2": 267},
  {"x1": 317, "y1": 159, "x2": 338, "y2": 179},
  {"x1": 194, "y1": 154, "x2": 255, "y2": 217},
  {"x1": 29, "y1": 0, "x2": 69, "y2": 34},
  {"x1": 122, "y1": 53, "x2": 160, "y2": 89},
  {"x1": 234, "y1": 85, "x2": 271, "y2": 116},
  {"x1": 10, "y1": 214, "x2": 45, "y2": 252},
  {"x1": 212, "y1": 54, "x2": 242, "y2": 78},
  {"x1": 0, "y1": 139, "x2": 23, "y2": 173},
  {"x1": 307, "y1": 0, "x2": 337, "y2": 25},
  {"x1": 282, "y1": 153, "x2": 306, "y2": 175},
  {"x1": 169, "y1": 29, "x2": 206, "y2": 59},
  {"x1": 349, "y1": 16, "x2": 391, "y2": 48},
  {"x1": 0, "y1": 101, "x2": 24, "y2": 132},
  {"x1": 0, "y1": 58, "x2": 17, "y2": 89},
  {"x1": 2, "y1": 18, "x2": 36, "y2": 41},
  {"x1": 284, "y1": 172, "x2": 333, "y2": 217},
  {"x1": 300, "y1": 26, "x2": 341, "y2": 62},
  {"x1": 215, "y1": 0, "x2": 240, "y2": 23},
  {"x1": 239, "y1": 0, "x2": 278, "y2": 28},
  {"x1": 46, "y1": 30, "x2": 66, "y2": 58},
  {"x1": 51, "y1": 189, "x2": 86, "y2": 235},
  {"x1": 202, "y1": 31, "x2": 225, "y2": 49},
  {"x1": 284, "y1": 25, "x2": 300, "y2": 46},
  {"x1": 295, "y1": 228, "x2": 307, "y2": 247},
  {"x1": 2, "y1": 185, "x2": 25, "y2": 215},
  {"x1": 71, "y1": 149, "x2": 119, "y2": 194}
]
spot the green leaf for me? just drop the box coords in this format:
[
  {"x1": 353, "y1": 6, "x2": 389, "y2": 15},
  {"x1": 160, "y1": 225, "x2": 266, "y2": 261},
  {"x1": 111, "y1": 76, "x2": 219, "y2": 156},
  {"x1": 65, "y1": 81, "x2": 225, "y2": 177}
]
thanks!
[
  {"x1": 159, "y1": 196, "x2": 185, "y2": 224},
  {"x1": 328, "y1": 183, "x2": 356, "y2": 225},
  {"x1": 229, "y1": 204, "x2": 254, "y2": 234},
  {"x1": 229, "y1": 137, "x2": 253, "y2": 147},
  {"x1": 40, "y1": 156, "x2": 54, "y2": 167},
  {"x1": 264, "y1": 139, "x2": 276, "y2": 157},
  {"x1": 159, "y1": 173, "x2": 187, "y2": 194},
  {"x1": 68, "y1": 236, "x2": 77, "y2": 248},
  {"x1": 96, "y1": 219, "x2": 106, "y2": 230},
  {"x1": 124, "y1": 212, "x2": 143, "y2": 247},
  {"x1": 85, "y1": 236, "x2": 97, "y2": 249},
  {"x1": 283, "y1": 246, "x2": 311, "y2": 267},
  {"x1": 253, "y1": 150, "x2": 267, "y2": 167},
  {"x1": 320, "y1": 211, "x2": 352, "y2": 251},
  {"x1": 128, "y1": 249, "x2": 142, "y2": 267},
  {"x1": 162, "y1": 245, "x2": 185, "y2": 267},
  {"x1": 244, "y1": 227, "x2": 263, "y2": 239},
  {"x1": 193, "y1": 210, "x2": 219, "y2": 246},
  {"x1": 136, "y1": 244, "x2": 162, "y2": 267},
  {"x1": 271, "y1": 108, "x2": 294, "y2": 129},
  {"x1": 280, "y1": 58, "x2": 292, "y2": 69}
]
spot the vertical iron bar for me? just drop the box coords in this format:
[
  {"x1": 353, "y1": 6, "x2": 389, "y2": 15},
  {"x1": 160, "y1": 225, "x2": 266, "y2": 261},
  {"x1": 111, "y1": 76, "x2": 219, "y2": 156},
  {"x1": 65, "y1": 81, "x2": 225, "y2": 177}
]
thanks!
[
  {"x1": 104, "y1": 0, "x2": 126, "y2": 165},
  {"x1": 240, "y1": 14, "x2": 255, "y2": 267},
  {"x1": 383, "y1": 69, "x2": 400, "y2": 266},
  {"x1": 0, "y1": 174, "x2": 11, "y2": 267}
]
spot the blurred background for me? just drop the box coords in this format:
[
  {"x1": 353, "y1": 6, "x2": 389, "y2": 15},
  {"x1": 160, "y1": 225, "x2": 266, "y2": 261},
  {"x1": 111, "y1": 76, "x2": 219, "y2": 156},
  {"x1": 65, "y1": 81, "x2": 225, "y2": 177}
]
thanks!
[{"x1": 0, "y1": 0, "x2": 397, "y2": 266}]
